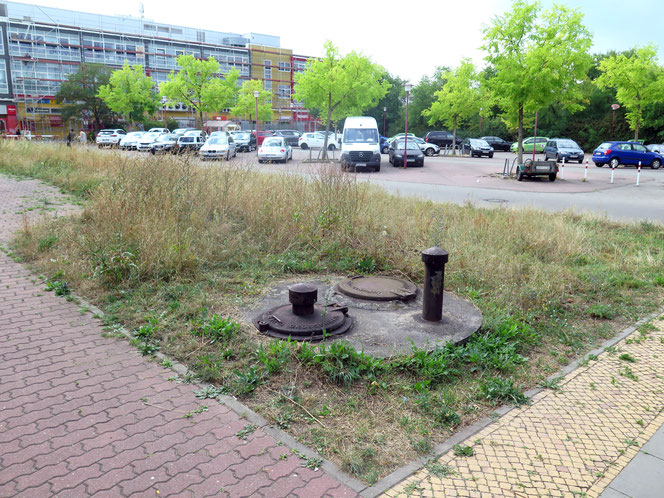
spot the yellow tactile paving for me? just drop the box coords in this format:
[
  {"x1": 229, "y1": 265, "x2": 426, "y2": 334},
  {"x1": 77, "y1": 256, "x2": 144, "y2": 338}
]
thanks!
[{"x1": 385, "y1": 318, "x2": 664, "y2": 497}]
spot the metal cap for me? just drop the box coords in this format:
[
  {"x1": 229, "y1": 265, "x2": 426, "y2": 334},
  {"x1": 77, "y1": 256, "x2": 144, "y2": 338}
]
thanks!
[
  {"x1": 289, "y1": 283, "x2": 317, "y2": 306},
  {"x1": 421, "y1": 246, "x2": 449, "y2": 266}
]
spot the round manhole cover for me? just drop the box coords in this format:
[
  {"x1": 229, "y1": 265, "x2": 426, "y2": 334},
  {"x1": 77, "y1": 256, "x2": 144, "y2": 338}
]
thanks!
[{"x1": 336, "y1": 276, "x2": 417, "y2": 302}]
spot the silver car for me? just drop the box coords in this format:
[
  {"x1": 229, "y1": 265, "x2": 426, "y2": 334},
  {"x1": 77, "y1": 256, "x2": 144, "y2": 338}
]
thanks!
[
  {"x1": 258, "y1": 137, "x2": 292, "y2": 163},
  {"x1": 199, "y1": 135, "x2": 237, "y2": 160},
  {"x1": 119, "y1": 131, "x2": 145, "y2": 150},
  {"x1": 136, "y1": 132, "x2": 165, "y2": 152},
  {"x1": 411, "y1": 137, "x2": 440, "y2": 156}
]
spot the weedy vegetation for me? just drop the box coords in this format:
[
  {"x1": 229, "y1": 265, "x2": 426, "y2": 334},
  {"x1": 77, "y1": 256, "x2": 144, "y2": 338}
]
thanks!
[{"x1": 2, "y1": 141, "x2": 663, "y2": 483}]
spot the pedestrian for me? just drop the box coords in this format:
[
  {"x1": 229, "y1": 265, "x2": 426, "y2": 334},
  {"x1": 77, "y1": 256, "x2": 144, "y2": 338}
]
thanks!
[
  {"x1": 79, "y1": 129, "x2": 87, "y2": 145},
  {"x1": 66, "y1": 129, "x2": 73, "y2": 147}
]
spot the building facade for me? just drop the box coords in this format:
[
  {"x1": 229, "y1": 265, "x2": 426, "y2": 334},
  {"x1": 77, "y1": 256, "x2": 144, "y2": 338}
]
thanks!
[{"x1": 0, "y1": 1, "x2": 316, "y2": 136}]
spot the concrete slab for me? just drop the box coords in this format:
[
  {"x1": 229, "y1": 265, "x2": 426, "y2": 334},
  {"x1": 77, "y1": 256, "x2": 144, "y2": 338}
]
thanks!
[
  {"x1": 641, "y1": 424, "x2": 664, "y2": 460},
  {"x1": 600, "y1": 487, "x2": 631, "y2": 497},
  {"x1": 245, "y1": 279, "x2": 482, "y2": 357},
  {"x1": 600, "y1": 452, "x2": 664, "y2": 498}
]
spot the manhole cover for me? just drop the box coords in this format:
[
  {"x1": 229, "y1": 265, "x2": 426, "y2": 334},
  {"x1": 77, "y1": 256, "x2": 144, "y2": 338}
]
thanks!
[
  {"x1": 253, "y1": 283, "x2": 352, "y2": 341},
  {"x1": 336, "y1": 276, "x2": 417, "y2": 302}
]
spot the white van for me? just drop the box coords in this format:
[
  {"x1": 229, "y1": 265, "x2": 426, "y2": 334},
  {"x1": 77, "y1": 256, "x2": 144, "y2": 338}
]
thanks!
[{"x1": 340, "y1": 116, "x2": 381, "y2": 172}]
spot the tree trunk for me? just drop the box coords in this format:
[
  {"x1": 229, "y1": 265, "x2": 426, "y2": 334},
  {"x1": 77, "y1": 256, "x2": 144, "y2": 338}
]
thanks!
[
  {"x1": 322, "y1": 93, "x2": 332, "y2": 161},
  {"x1": 198, "y1": 110, "x2": 204, "y2": 130},
  {"x1": 635, "y1": 104, "x2": 640, "y2": 141},
  {"x1": 452, "y1": 116, "x2": 457, "y2": 156},
  {"x1": 517, "y1": 104, "x2": 524, "y2": 165}
]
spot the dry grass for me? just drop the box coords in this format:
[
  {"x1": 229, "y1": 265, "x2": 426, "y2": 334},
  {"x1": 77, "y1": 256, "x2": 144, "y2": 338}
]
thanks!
[{"x1": 2, "y1": 141, "x2": 663, "y2": 483}]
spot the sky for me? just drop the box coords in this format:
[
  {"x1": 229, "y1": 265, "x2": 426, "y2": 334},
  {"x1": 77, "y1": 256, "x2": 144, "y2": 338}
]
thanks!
[{"x1": 15, "y1": 0, "x2": 664, "y2": 83}]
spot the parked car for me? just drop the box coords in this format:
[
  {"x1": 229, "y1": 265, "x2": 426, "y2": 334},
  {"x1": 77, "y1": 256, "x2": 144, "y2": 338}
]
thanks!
[
  {"x1": 510, "y1": 137, "x2": 549, "y2": 154},
  {"x1": 388, "y1": 139, "x2": 424, "y2": 167},
  {"x1": 515, "y1": 159, "x2": 558, "y2": 181},
  {"x1": 544, "y1": 138, "x2": 585, "y2": 163},
  {"x1": 234, "y1": 132, "x2": 257, "y2": 152},
  {"x1": 147, "y1": 127, "x2": 169, "y2": 134},
  {"x1": 424, "y1": 130, "x2": 461, "y2": 148},
  {"x1": 150, "y1": 134, "x2": 178, "y2": 154},
  {"x1": 258, "y1": 136, "x2": 292, "y2": 163},
  {"x1": 254, "y1": 130, "x2": 274, "y2": 146},
  {"x1": 298, "y1": 131, "x2": 339, "y2": 150},
  {"x1": 119, "y1": 131, "x2": 145, "y2": 150},
  {"x1": 646, "y1": 144, "x2": 664, "y2": 155},
  {"x1": 340, "y1": 116, "x2": 381, "y2": 172},
  {"x1": 136, "y1": 132, "x2": 165, "y2": 152},
  {"x1": 199, "y1": 135, "x2": 236, "y2": 160},
  {"x1": 380, "y1": 135, "x2": 391, "y2": 154},
  {"x1": 274, "y1": 130, "x2": 301, "y2": 147},
  {"x1": 96, "y1": 128, "x2": 126, "y2": 147},
  {"x1": 480, "y1": 136, "x2": 512, "y2": 151},
  {"x1": 175, "y1": 131, "x2": 206, "y2": 154},
  {"x1": 208, "y1": 131, "x2": 229, "y2": 139},
  {"x1": 411, "y1": 137, "x2": 439, "y2": 156},
  {"x1": 461, "y1": 138, "x2": 494, "y2": 158},
  {"x1": 172, "y1": 128, "x2": 195, "y2": 137},
  {"x1": 592, "y1": 141, "x2": 663, "y2": 169}
]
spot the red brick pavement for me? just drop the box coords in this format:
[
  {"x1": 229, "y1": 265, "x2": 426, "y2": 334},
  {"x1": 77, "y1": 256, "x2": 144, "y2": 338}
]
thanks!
[{"x1": 0, "y1": 175, "x2": 360, "y2": 497}]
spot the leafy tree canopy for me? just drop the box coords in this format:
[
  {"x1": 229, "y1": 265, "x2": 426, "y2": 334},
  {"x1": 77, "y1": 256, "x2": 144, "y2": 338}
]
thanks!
[
  {"x1": 56, "y1": 63, "x2": 114, "y2": 130},
  {"x1": 97, "y1": 63, "x2": 159, "y2": 126},
  {"x1": 231, "y1": 79, "x2": 273, "y2": 125}
]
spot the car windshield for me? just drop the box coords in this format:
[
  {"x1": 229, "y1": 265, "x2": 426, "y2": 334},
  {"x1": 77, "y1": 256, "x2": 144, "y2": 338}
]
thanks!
[
  {"x1": 125, "y1": 132, "x2": 143, "y2": 138},
  {"x1": 184, "y1": 131, "x2": 201, "y2": 137},
  {"x1": 235, "y1": 133, "x2": 250, "y2": 140},
  {"x1": 344, "y1": 128, "x2": 378, "y2": 144},
  {"x1": 558, "y1": 140, "x2": 578, "y2": 148},
  {"x1": 263, "y1": 138, "x2": 283, "y2": 147},
  {"x1": 412, "y1": 137, "x2": 424, "y2": 144},
  {"x1": 180, "y1": 137, "x2": 194, "y2": 143},
  {"x1": 207, "y1": 137, "x2": 228, "y2": 145},
  {"x1": 143, "y1": 133, "x2": 160, "y2": 140},
  {"x1": 156, "y1": 135, "x2": 174, "y2": 142},
  {"x1": 471, "y1": 139, "x2": 490, "y2": 147},
  {"x1": 396, "y1": 140, "x2": 420, "y2": 151}
]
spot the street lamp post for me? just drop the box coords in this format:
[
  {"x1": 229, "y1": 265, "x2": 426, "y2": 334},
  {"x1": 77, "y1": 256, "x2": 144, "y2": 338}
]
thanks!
[
  {"x1": 254, "y1": 91, "x2": 260, "y2": 154},
  {"x1": 403, "y1": 83, "x2": 412, "y2": 169},
  {"x1": 383, "y1": 107, "x2": 387, "y2": 136}
]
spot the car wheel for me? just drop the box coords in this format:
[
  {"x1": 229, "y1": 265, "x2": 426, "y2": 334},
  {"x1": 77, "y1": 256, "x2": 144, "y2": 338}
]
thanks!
[
  {"x1": 381, "y1": 146, "x2": 389, "y2": 154},
  {"x1": 300, "y1": 143, "x2": 308, "y2": 150},
  {"x1": 651, "y1": 159, "x2": 661, "y2": 170},
  {"x1": 374, "y1": 164, "x2": 380, "y2": 172},
  {"x1": 549, "y1": 173, "x2": 556, "y2": 182},
  {"x1": 425, "y1": 148, "x2": 434, "y2": 156},
  {"x1": 489, "y1": 153, "x2": 494, "y2": 158},
  {"x1": 258, "y1": 159, "x2": 264, "y2": 164},
  {"x1": 578, "y1": 158, "x2": 583, "y2": 164},
  {"x1": 150, "y1": 149, "x2": 155, "y2": 155},
  {"x1": 516, "y1": 169, "x2": 524, "y2": 181},
  {"x1": 328, "y1": 144, "x2": 336, "y2": 151},
  {"x1": 609, "y1": 157, "x2": 620, "y2": 168}
]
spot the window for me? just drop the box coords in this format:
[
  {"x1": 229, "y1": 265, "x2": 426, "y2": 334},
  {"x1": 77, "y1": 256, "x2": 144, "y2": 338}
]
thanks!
[
  {"x1": 278, "y1": 61, "x2": 290, "y2": 72},
  {"x1": 633, "y1": 144, "x2": 647, "y2": 152},
  {"x1": 293, "y1": 60, "x2": 306, "y2": 71},
  {"x1": 278, "y1": 85, "x2": 290, "y2": 98},
  {"x1": 264, "y1": 59, "x2": 271, "y2": 81},
  {"x1": 618, "y1": 144, "x2": 631, "y2": 150},
  {"x1": 0, "y1": 61, "x2": 8, "y2": 94},
  {"x1": 0, "y1": 27, "x2": 4, "y2": 56}
]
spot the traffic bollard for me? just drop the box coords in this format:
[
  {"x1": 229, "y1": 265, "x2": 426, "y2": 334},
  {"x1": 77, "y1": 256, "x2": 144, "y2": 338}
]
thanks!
[
  {"x1": 637, "y1": 161, "x2": 641, "y2": 186},
  {"x1": 584, "y1": 159, "x2": 589, "y2": 181},
  {"x1": 421, "y1": 246, "x2": 449, "y2": 322},
  {"x1": 561, "y1": 157, "x2": 565, "y2": 179},
  {"x1": 610, "y1": 163, "x2": 615, "y2": 184}
]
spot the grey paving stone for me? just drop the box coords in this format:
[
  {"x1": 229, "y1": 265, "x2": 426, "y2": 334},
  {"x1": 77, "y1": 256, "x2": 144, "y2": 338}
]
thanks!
[
  {"x1": 602, "y1": 452, "x2": 664, "y2": 498},
  {"x1": 641, "y1": 425, "x2": 664, "y2": 461}
]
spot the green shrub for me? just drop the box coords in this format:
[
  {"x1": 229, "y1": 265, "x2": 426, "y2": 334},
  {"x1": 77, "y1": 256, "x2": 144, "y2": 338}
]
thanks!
[{"x1": 479, "y1": 377, "x2": 531, "y2": 406}]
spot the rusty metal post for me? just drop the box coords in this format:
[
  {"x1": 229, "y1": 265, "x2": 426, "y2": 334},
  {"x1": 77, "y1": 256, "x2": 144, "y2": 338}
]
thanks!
[
  {"x1": 289, "y1": 283, "x2": 317, "y2": 316},
  {"x1": 421, "y1": 246, "x2": 449, "y2": 322}
]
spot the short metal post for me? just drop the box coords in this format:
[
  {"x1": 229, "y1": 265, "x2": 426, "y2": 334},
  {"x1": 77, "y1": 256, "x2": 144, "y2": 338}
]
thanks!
[
  {"x1": 610, "y1": 163, "x2": 615, "y2": 184},
  {"x1": 584, "y1": 159, "x2": 588, "y2": 181},
  {"x1": 289, "y1": 283, "x2": 317, "y2": 316},
  {"x1": 636, "y1": 161, "x2": 641, "y2": 186},
  {"x1": 421, "y1": 246, "x2": 449, "y2": 322}
]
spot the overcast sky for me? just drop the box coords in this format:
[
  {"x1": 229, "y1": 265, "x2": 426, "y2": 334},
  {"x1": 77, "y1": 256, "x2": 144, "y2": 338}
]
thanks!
[{"x1": 17, "y1": 0, "x2": 664, "y2": 83}]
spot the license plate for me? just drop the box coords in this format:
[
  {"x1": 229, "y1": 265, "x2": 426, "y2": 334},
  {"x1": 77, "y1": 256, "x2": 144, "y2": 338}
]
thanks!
[
  {"x1": 355, "y1": 163, "x2": 366, "y2": 167},
  {"x1": 536, "y1": 166, "x2": 550, "y2": 171},
  {"x1": 407, "y1": 159, "x2": 416, "y2": 162}
]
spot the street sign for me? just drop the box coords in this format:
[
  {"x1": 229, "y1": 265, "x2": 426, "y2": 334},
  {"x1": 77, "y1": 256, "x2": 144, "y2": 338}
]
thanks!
[{"x1": 611, "y1": 104, "x2": 620, "y2": 110}]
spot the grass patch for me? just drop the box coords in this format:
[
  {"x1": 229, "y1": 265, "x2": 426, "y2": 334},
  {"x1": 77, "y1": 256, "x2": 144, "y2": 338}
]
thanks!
[{"x1": 3, "y1": 142, "x2": 663, "y2": 483}]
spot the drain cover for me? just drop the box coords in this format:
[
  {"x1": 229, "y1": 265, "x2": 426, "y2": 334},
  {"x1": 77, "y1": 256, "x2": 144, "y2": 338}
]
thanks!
[
  {"x1": 336, "y1": 276, "x2": 417, "y2": 302},
  {"x1": 253, "y1": 283, "x2": 352, "y2": 341}
]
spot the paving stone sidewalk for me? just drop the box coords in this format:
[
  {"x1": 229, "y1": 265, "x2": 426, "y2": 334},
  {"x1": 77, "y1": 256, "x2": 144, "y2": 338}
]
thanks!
[
  {"x1": 384, "y1": 316, "x2": 664, "y2": 497},
  {"x1": 0, "y1": 175, "x2": 358, "y2": 497}
]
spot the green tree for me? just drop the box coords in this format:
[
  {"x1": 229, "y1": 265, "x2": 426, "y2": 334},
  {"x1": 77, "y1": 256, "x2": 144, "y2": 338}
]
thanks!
[
  {"x1": 294, "y1": 41, "x2": 390, "y2": 159},
  {"x1": 97, "y1": 63, "x2": 159, "y2": 128},
  {"x1": 482, "y1": 1, "x2": 593, "y2": 163},
  {"x1": 407, "y1": 67, "x2": 449, "y2": 137},
  {"x1": 595, "y1": 44, "x2": 663, "y2": 141},
  {"x1": 363, "y1": 72, "x2": 406, "y2": 136},
  {"x1": 56, "y1": 63, "x2": 113, "y2": 131},
  {"x1": 159, "y1": 54, "x2": 240, "y2": 128},
  {"x1": 423, "y1": 59, "x2": 482, "y2": 154},
  {"x1": 231, "y1": 79, "x2": 273, "y2": 127}
]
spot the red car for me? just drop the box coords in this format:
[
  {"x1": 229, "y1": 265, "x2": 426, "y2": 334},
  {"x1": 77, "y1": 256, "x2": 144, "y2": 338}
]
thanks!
[{"x1": 254, "y1": 130, "x2": 274, "y2": 146}]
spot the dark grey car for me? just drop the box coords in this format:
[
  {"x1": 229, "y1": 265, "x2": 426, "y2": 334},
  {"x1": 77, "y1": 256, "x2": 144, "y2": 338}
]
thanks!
[
  {"x1": 389, "y1": 139, "x2": 424, "y2": 167},
  {"x1": 544, "y1": 138, "x2": 585, "y2": 163},
  {"x1": 274, "y1": 130, "x2": 301, "y2": 147}
]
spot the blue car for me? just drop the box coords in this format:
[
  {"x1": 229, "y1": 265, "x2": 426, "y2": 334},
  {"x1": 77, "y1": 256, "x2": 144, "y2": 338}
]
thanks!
[
  {"x1": 592, "y1": 141, "x2": 663, "y2": 169},
  {"x1": 380, "y1": 135, "x2": 391, "y2": 154}
]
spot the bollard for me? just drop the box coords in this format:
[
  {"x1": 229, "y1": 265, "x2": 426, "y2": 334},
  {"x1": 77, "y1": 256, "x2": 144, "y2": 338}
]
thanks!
[
  {"x1": 289, "y1": 283, "x2": 317, "y2": 316},
  {"x1": 561, "y1": 157, "x2": 565, "y2": 179},
  {"x1": 584, "y1": 159, "x2": 588, "y2": 181},
  {"x1": 421, "y1": 246, "x2": 449, "y2": 322},
  {"x1": 637, "y1": 161, "x2": 641, "y2": 186},
  {"x1": 610, "y1": 163, "x2": 615, "y2": 184}
]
